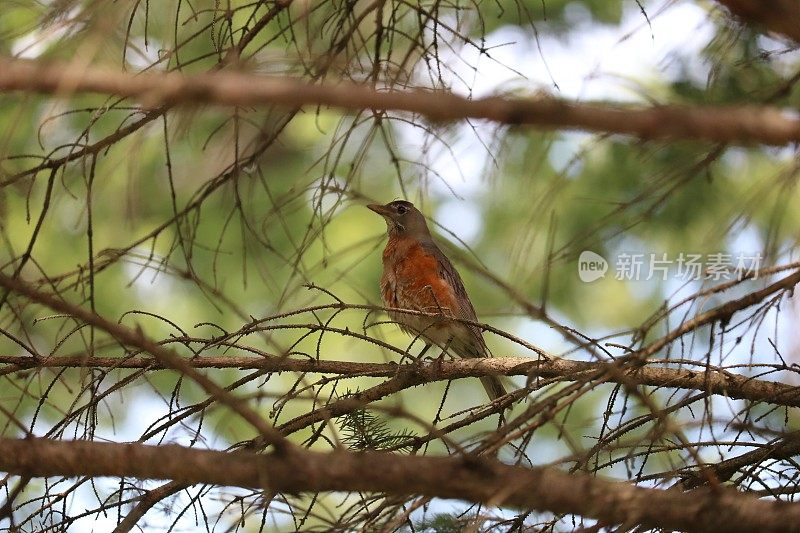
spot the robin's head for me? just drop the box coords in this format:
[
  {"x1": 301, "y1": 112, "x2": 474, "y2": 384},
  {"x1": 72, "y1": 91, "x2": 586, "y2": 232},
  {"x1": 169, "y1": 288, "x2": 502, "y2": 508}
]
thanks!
[{"x1": 368, "y1": 200, "x2": 431, "y2": 239}]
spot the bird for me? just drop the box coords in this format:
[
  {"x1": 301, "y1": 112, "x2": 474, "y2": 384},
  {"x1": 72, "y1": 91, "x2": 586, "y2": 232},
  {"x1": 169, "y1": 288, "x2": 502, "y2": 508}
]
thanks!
[{"x1": 368, "y1": 199, "x2": 506, "y2": 401}]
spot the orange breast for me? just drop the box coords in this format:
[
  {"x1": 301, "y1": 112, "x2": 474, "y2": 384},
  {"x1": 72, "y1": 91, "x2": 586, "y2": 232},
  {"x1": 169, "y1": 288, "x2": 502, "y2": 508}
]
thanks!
[{"x1": 381, "y1": 238, "x2": 458, "y2": 316}]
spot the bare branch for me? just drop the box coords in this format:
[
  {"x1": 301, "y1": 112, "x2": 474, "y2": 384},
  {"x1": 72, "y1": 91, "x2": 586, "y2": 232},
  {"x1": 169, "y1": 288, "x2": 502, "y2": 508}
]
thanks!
[
  {"x1": 1, "y1": 353, "x2": 798, "y2": 409},
  {"x1": 1, "y1": 58, "x2": 800, "y2": 145},
  {"x1": 679, "y1": 430, "x2": 800, "y2": 489},
  {"x1": 638, "y1": 269, "x2": 800, "y2": 358},
  {"x1": 2, "y1": 437, "x2": 799, "y2": 533},
  {"x1": 0, "y1": 273, "x2": 290, "y2": 454}
]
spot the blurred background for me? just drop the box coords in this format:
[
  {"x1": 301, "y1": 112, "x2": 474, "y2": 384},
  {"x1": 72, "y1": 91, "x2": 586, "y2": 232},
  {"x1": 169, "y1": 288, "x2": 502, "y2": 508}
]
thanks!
[{"x1": 1, "y1": 0, "x2": 799, "y2": 530}]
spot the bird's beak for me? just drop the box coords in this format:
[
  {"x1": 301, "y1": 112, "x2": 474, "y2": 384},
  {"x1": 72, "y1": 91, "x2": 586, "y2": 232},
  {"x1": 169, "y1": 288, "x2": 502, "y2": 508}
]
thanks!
[{"x1": 367, "y1": 204, "x2": 392, "y2": 216}]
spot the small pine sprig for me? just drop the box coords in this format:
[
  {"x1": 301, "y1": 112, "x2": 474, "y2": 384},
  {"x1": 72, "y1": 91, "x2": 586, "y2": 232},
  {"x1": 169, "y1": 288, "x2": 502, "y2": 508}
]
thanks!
[{"x1": 337, "y1": 394, "x2": 417, "y2": 451}]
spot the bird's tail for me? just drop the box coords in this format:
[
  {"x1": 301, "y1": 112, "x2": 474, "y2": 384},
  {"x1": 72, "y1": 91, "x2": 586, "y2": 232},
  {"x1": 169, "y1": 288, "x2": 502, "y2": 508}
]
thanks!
[
  {"x1": 480, "y1": 375, "x2": 507, "y2": 402},
  {"x1": 450, "y1": 336, "x2": 508, "y2": 402}
]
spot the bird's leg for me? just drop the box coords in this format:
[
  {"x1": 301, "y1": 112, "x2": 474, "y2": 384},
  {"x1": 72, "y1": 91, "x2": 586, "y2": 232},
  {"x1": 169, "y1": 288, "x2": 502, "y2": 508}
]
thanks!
[
  {"x1": 398, "y1": 346, "x2": 417, "y2": 365},
  {"x1": 407, "y1": 342, "x2": 432, "y2": 374},
  {"x1": 398, "y1": 341, "x2": 432, "y2": 366},
  {"x1": 417, "y1": 342, "x2": 432, "y2": 359},
  {"x1": 438, "y1": 336, "x2": 455, "y2": 362}
]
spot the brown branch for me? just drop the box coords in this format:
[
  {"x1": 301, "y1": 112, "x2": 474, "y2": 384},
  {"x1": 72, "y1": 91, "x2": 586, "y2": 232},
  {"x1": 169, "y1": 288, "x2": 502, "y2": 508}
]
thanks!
[
  {"x1": 0, "y1": 273, "x2": 291, "y2": 454},
  {"x1": 1, "y1": 58, "x2": 800, "y2": 145},
  {"x1": 638, "y1": 268, "x2": 800, "y2": 358},
  {"x1": 110, "y1": 480, "x2": 187, "y2": 533},
  {"x1": 715, "y1": 0, "x2": 800, "y2": 44},
  {"x1": 1, "y1": 437, "x2": 798, "y2": 533},
  {"x1": 1, "y1": 353, "x2": 797, "y2": 408},
  {"x1": 1, "y1": 107, "x2": 165, "y2": 187},
  {"x1": 0, "y1": 0, "x2": 293, "y2": 188},
  {"x1": 679, "y1": 430, "x2": 800, "y2": 490}
]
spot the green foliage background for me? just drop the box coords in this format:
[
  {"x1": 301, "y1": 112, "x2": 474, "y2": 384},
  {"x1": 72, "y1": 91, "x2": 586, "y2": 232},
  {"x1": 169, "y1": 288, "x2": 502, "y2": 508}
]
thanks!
[{"x1": 0, "y1": 0, "x2": 799, "y2": 530}]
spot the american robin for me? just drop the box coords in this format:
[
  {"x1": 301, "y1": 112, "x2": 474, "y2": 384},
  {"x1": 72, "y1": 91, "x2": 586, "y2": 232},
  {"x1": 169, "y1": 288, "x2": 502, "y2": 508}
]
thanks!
[{"x1": 368, "y1": 200, "x2": 506, "y2": 401}]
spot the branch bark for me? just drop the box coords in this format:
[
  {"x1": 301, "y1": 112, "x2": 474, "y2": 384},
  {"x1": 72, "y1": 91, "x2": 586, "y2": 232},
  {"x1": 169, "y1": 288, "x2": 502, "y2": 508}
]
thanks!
[
  {"x1": 679, "y1": 430, "x2": 800, "y2": 489},
  {"x1": 1, "y1": 58, "x2": 800, "y2": 145},
  {"x1": 0, "y1": 437, "x2": 798, "y2": 533},
  {"x1": 1, "y1": 353, "x2": 798, "y2": 408},
  {"x1": 0, "y1": 273, "x2": 290, "y2": 454},
  {"x1": 637, "y1": 269, "x2": 800, "y2": 358}
]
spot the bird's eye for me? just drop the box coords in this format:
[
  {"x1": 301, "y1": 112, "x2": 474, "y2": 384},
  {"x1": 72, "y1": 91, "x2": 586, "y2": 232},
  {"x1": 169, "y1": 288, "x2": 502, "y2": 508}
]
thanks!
[{"x1": 396, "y1": 205, "x2": 408, "y2": 214}]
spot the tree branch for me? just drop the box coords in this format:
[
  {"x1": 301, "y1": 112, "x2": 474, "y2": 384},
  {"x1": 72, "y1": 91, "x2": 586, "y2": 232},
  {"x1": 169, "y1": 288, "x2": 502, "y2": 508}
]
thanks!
[
  {"x1": 1, "y1": 57, "x2": 800, "y2": 145},
  {"x1": 0, "y1": 273, "x2": 291, "y2": 454},
  {"x1": 1, "y1": 353, "x2": 797, "y2": 408},
  {"x1": 637, "y1": 269, "x2": 800, "y2": 358},
  {"x1": 679, "y1": 430, "x2": 800, "y2": 489},
  {"x1": 0, "y1": 437, "x2": 798, "y2": 533}
]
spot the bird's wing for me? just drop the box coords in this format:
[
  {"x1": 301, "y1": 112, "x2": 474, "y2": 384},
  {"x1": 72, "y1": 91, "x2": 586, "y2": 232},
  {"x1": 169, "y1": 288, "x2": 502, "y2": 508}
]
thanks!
[
  {"x1": 420, "y1": 241, "x2": 488, "y2": 352},
  {"x1": 421, "y1": 241, "x2": 478, "y2": 320}
]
